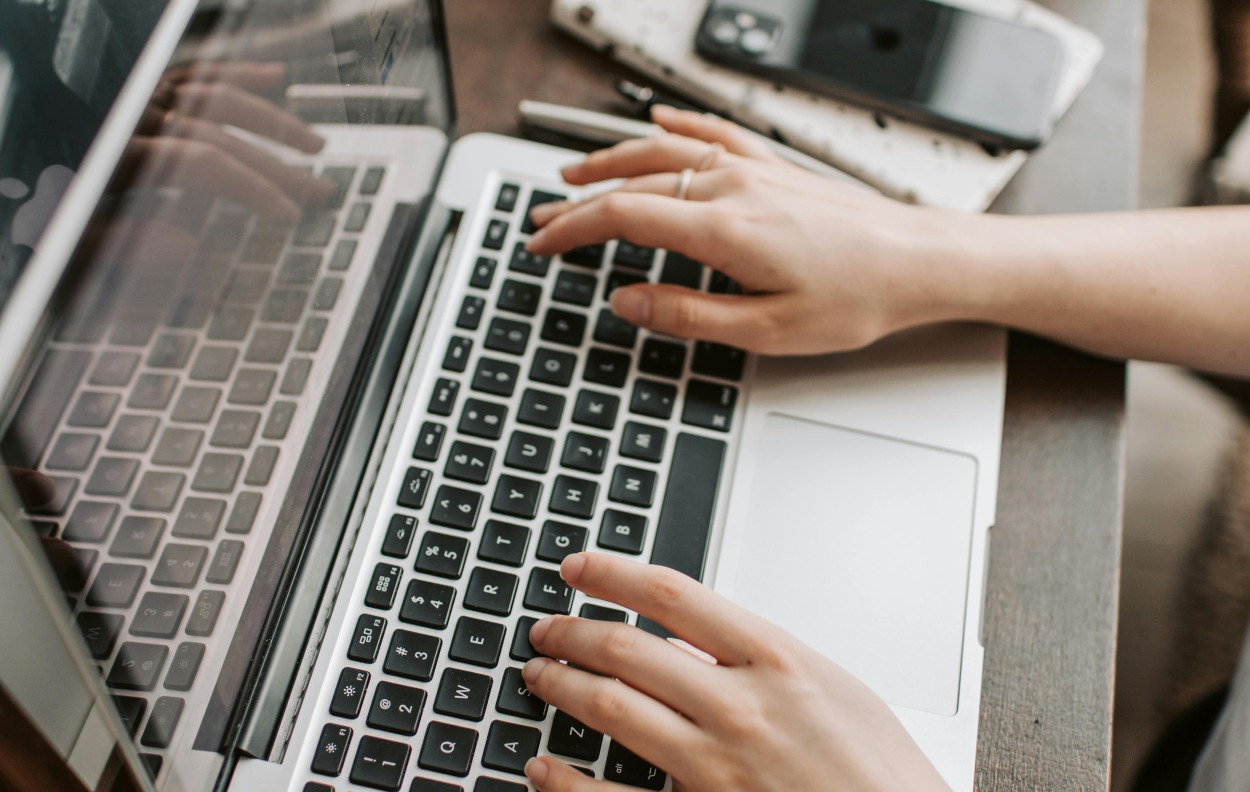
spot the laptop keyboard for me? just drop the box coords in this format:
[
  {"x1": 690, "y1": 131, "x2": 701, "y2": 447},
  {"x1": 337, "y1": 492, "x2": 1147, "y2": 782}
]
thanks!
[
  {"x1": 303, "y1": 180, "x2": 746, "y2": 792},
  {"x1": 14, "y1": 162, "x2": 388, "y2": 781}
]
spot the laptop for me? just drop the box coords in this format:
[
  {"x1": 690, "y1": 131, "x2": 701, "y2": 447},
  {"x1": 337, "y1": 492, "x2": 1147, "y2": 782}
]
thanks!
[{"x1": 0, "y1": 0, "x2": 1006, "y2": 790}]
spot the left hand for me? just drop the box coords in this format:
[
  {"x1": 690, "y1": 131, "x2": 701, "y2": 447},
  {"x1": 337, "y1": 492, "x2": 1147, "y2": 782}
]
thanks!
[{"x1": 521, "y1": 553, "x2": 950, "y2": 792}]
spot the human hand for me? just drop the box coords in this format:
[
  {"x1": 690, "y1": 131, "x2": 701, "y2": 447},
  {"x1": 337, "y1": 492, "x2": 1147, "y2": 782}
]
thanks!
[
  {"x1": 521, "y1": 553, "x2": 950, "y2": 792},
  {"x1": 527, "y1": 106, "x2": 990, "y2": 356}
]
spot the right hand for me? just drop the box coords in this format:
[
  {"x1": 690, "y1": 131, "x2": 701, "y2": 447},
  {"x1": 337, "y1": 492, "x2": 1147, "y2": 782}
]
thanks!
[{"x1": 527, "y1": 106, "x2": 990, "y2": 356}]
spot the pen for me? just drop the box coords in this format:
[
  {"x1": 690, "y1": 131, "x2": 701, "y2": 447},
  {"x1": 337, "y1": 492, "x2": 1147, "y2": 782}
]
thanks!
[{"x1": 517, "y1": 99, "x2": 876, "y2": 192}]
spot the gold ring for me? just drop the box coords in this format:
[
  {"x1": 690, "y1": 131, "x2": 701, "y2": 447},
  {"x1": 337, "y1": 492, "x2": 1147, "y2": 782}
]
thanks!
[
  {"x1": 696, "y1": 142, "x2": 724, "y2": 172},
  {"x1": 675, "y1": 168, "x2": 695, "y2": 201}
]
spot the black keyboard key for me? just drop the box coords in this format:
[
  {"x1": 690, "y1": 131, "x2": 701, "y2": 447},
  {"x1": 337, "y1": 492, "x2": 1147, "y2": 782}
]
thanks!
[
  {"x1": 305, "y1": 783, "x2": 334, "y2": 792},
  {"x1": 190, "y1": 346, "x2": 237, "y2": 382},
  {"x1": 484, "y1": 318, "x2": 531, "y2": 357},
  {"x1": 609, "y1": 466, "x2": 658, "y2": 509},
  {"x1": 472, "y1": 358, "x2": 520, "y2": 398},
  {"x1": 516, "y1": 389, "x2": 564, "y2": 429},
  {"x1": 91, "y1": 351, "x2": 140, "y2": 386},
  {"x1": 414, "y1": 422, "x2": 447, "y2": 462},
  {"x1": 464, "y1": 567, "x2": 519, "y2": 616},
  {"x1": 131, "y1": 470, "x2": 185, "y2": 512},
  {"x1": 503, "y1": 431, "x2": 552, "y2": 474},
  {"x1": 459, "y1": 399, "x2": 507, "y2": 440},
  {"x1": 510, "y1": 243, "x2": 550, "y2": 277},
  {"x1": 604, "y1": 269, "x2": 646, "y2": 300},
  {"x1": 552, "y1": 270, "x2": 596, "y2": 307},
  {"x1": 211, "y1": 409, "x2": 260, "y2": 449},
  {"x1": 429, "y1": 378, "x2": 460, "y2": 417},
  {"x1": 246, "y1": 326, "x2": 294, "y2": 362},
  {"x1": 522, "y1": 190, "x2": 565, "y2": 234},
  {"x1": 530, "y1": 348, "x2": 577, "y2": 388},
  {"x1": 411, "y1": 778, "x2": 464, "y2": 792},
  {"x1": 228, "y1": 369, "x2": 276, "y2": 406},
  {"x1": 384, "y1": 630, "x2": 441, "y2": 682},
  {"x1": 639, "y1": 339, "x2": 687, "y2": 379},
  {"x1": 613, "y1": 242, "x2": 656, "y2": 271},
  {"x1": 351, "y1": 736, "x2": 410, "y2": 791},
  {"x1": 692, "y1": 341, "x2": 747, "y2": 381},
  {"x1": 150, "y1": 543, "x2": 207, "y2": 588},
  {"x1": 435, "y1": 668, "x2": 493, "y2": 722},
  {"x1": 164, "y1": 641, "x2": 205, "y2": 691},
  {"x1": 70, "y1": 390, "x2": 120, "y2": 428},
  {"x1": 331, "y1": 668, "x2": 370, "y2": 718},
  {"x1": 572, "y1": 390, "x2": 619, "y2": 430},
  {"x1": 172, "y1": 497, "x2": 225, "y2": 540},
  {"x1": 549, "y1": 475, "x2": 597, "y2": 520},
  {"x1": 206, "y1": 539, "x2": 244, "y2": 584},
  {"x1": 682, "y1": 379, "x2": 738, "y2": 432},
  {"x1": 400, "y1": 579, "x2": 456, "y2": 629},
  {"x1": 583, "y1": 348, "x2": 630, "y2": 388},
  {"x1": 478, "y1": 520, "x2": 530, "y2": 567},
  {"x1": 416, "y1": 532, "x2": 470, "y2": 579},
  {"x1": 599, "y1": 509, "x2": 649, "y2": 555},
  {"x1": 620, "y1": 422, "x2": 665, "y2": 464},
  {"x1": 208, "y1": 306, "x2": 255, "y2": 341},
  {"x1": 383, "y1": 515, "x2": 419, "y2": 559},
  {"x1": 87, "y1": 456, "x2": 140, "y2": 497},
  {"x1": 547, "y1": 711, "x2": 603, "y2": 762},
  {"x1": 226, "y1": 492, "x2": 262, "y2": 534},
  {"x1": 496, "y1": 183, "x2": 520, "y2": 212},
  {"x1": 399, "y1": 467, "x2": 434, "y2": 510},
  {"x1": 497, "y1": 279, "x2": 541, "y2": 317},
  {"x1": 112, "y1": 695, "x2": 146, "y2": 737},
  {"x1": 638, "y1": 433, "x2": 726, "y2": 638},
  {"x1": 470, "y1": 257, "x2": 498, "y2": 290},
  {"x1": 140, "y1": 696, "x2": 183, "y2": 748},
  {"x1": 483, "y1": 721, "x2": 541, "y2": 775},
  {"x1": 312, "y1": 724, "x2": 352, "y2": 777},
  {"x1": 431, "y1": 485, "x2": 483, "y2": 530},
  {"x1": 154, "y1": 426, "x2": 204, "y2": 464},
  {"x1": 87, "y1": 563, "x2": 145, "y2": 608},
  {"x1": 366, "y1": 563, "x2": 404, "y2": 610},
  {"x1": 64, "y1": 501, "x2": 119, "y2": 543},
  {"x1": 475, "y1": 778, "x2": 526, "y2": 792},
  {"x1": 445, "y1": 442, "x2": 495, "y2": 485},
  {"x1": 110, "y1": 516, "x2": 165, "y2": 558},
  {"x1": 192, "y1": 452, "x2": 244, "y2": 493},
  {"x1": 320, "y1": 165, "x2": 356, "y2": 207},
  {"x1": 27, "y1": 474, "x2": 76, "y2": 516},
  {"x1": 581, "y1": 603, "x2": 629, "y2": 622},
  {"x1": 561, "y1": 431, "x2": 609, "y2": 474},
  {"x1": 77, "y1": 611, "x2": 123, "y2": 658},
  {"x1": 509, "y1": 617, "x2": 542, "y2": 662},
  {"x1": 443, "y1": 337, "x2": 473, "y2": 373},
  {"x1": 419, "y1": 721, "x2": 478, "y2": 777},
  {"x1": 708, "y1": 271, "x2": 742, "y2": 295},
  {"x1": 449, "y1": 617, "x2": 506, "y2": 667},
  {"x1": 348, "y1": 614, "x2": 387, "y2": 663},
  {"x1": 130, "y1": 592, "x2": 188, "y2": 638},
  {"x1": 108, "y1": 642, "x2": 168, "y2": 690},
  {"x1": 523, "y1": 567, "x2": 574, "y2": 614},
  {"x1": 490, "y1": 474, "x2": 543, "y2": 519},
  {"x1": 541, "y1": 309, "x2": 587, "y2": 347},
  {"x1": 108, "y1": 414, "x2": 159, "y2": 452},
  {"x1": 279, "y1": 251, "x2": 321, "y2": 285},
  {"x1": 186, "y1": 589, "x2": 225, "y2": 636},
  {"x1": 362, "y1": 166, "x2": 387, "y2": 195},
  {"x1": 631, "y1": 379, "x2": 677, "y2": 420},
  {"x1": 457, "y1": 295, "x2": 486, "y2": 330},
  {"x1": 495, "y1": 666, "x2": 547, "y2": 721},
  {"x1": 483, "y1": 219, "x2": 508, "y2": 251},
  {"x1": 46, "y1": 432, "x2": 99, "y2": 471},
  {"x1": 367, "y1": 682, "x2": 426, "y2": 736},
  {"x1": 604, "y1": 741, "x2": 666, "y2": 789},
  {"x1": 537, "y1": 520, "x2": 588, "y2": 564},
  {"x1": 659, "y1": 252, "x2": 704, "y2": 288},
  {"x1": 345, "y1": 202, "x2": 371, "y2": 233}
]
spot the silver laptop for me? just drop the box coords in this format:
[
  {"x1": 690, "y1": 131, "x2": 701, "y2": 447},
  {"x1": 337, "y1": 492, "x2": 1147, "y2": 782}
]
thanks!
[{"x1": 0, "y1": 0, "x2": 1006, "y2": 790}]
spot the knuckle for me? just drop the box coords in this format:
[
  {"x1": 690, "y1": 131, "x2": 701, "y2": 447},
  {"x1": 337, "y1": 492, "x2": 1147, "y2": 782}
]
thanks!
[
  {"x1": 601, "y1": 626, "x2": 639, "y2": 663},
  {"x1": 662, "y1": 295, "x2": 702, "y2": 338},
  {"x1": 598, "y1": 193, "x2": 631, "y2": 222},
  {"x1": 641, "y1": 567, "x2": 691, "y2": 614},
  {"x1": 586, "y1": 685, "x2": 629, "y2": 723}
]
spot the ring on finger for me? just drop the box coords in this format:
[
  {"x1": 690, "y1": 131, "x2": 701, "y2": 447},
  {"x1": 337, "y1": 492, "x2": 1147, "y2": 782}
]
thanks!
[
  {"x1": 675, "y1": 168, "x2": 695, "y2": 201},
  {"x1": 695, "y1": 141, "x2": 725, "y2": 173}
]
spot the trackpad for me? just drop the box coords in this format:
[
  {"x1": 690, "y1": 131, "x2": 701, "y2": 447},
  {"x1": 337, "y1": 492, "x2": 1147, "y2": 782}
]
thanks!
[{"x1": 731, "y1": 414, "x2": 977, "y2": 716}]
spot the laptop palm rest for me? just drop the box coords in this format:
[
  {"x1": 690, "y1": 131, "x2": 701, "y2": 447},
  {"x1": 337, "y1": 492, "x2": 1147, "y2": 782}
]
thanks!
[{"x1": 729, "y1": 414, "x2": 977, "y2": 716}]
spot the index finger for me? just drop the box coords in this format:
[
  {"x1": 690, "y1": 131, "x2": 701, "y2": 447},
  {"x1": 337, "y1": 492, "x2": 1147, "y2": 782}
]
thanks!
[
  {"x1": 174, "y1": 82, "x2": 324, "y2": 153},
  {"x1": 559, "y1": 553, "x2": 786, "y2": 667}
]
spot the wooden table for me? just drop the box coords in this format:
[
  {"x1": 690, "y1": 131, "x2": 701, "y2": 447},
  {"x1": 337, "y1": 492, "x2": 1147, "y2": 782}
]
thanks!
[{"x1": 444, "y1": 2, "x2": 1142, "y2": 789}]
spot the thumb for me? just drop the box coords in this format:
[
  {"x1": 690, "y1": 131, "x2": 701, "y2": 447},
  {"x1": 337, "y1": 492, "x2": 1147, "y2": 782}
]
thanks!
[{"x1": 610, "y1": 284, "x2": 778, "y2": 352}]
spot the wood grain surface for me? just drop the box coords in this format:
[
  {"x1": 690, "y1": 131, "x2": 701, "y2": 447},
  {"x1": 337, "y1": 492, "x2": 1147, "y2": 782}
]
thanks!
[{"x1": 444, "y1": 2, "x2": 1140, "y2": 789}]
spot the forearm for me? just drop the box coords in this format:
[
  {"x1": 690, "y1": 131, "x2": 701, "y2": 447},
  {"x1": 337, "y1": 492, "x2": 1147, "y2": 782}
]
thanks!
[{"x1": 951, "y1": 206, "x2": 1250, "y2": 377}]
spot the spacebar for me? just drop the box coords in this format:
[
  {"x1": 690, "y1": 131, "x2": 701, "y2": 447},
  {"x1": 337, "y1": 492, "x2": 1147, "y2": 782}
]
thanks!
[{"x1": 637, "y1": 433, "x2": 726, "y2": 638}]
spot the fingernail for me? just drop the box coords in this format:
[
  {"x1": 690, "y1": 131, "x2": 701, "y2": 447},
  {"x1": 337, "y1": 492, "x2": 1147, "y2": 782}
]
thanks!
[
  {"x1": 523, "y1": 657, "x2": 552, "y2": 683},
  {"x1": 529, "y1": 616, "x2": 553, "y2": 646},
  {"x1": 610, "y1": 288, "x2": 652, "y2": 325},
  {"x1": 525, "y1": 757, "x2": 549, "y2": 785},
  {"x1": 560, "y1": 552, "x2": 587, "y2": 584},
  {"x1": 651, "y1": 104, "x2": 678, "y2": 121}
]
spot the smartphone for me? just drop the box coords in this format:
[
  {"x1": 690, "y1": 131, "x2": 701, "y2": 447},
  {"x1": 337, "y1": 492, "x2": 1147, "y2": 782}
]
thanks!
[{"x1": 695, "y1": 0, "x2": 1067, "y2": 150}]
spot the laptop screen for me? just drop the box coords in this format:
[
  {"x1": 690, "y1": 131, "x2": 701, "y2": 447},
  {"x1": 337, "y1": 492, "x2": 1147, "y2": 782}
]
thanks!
[{"x1": 0, "y1": 0, "x2": 454, "y2": 784}]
